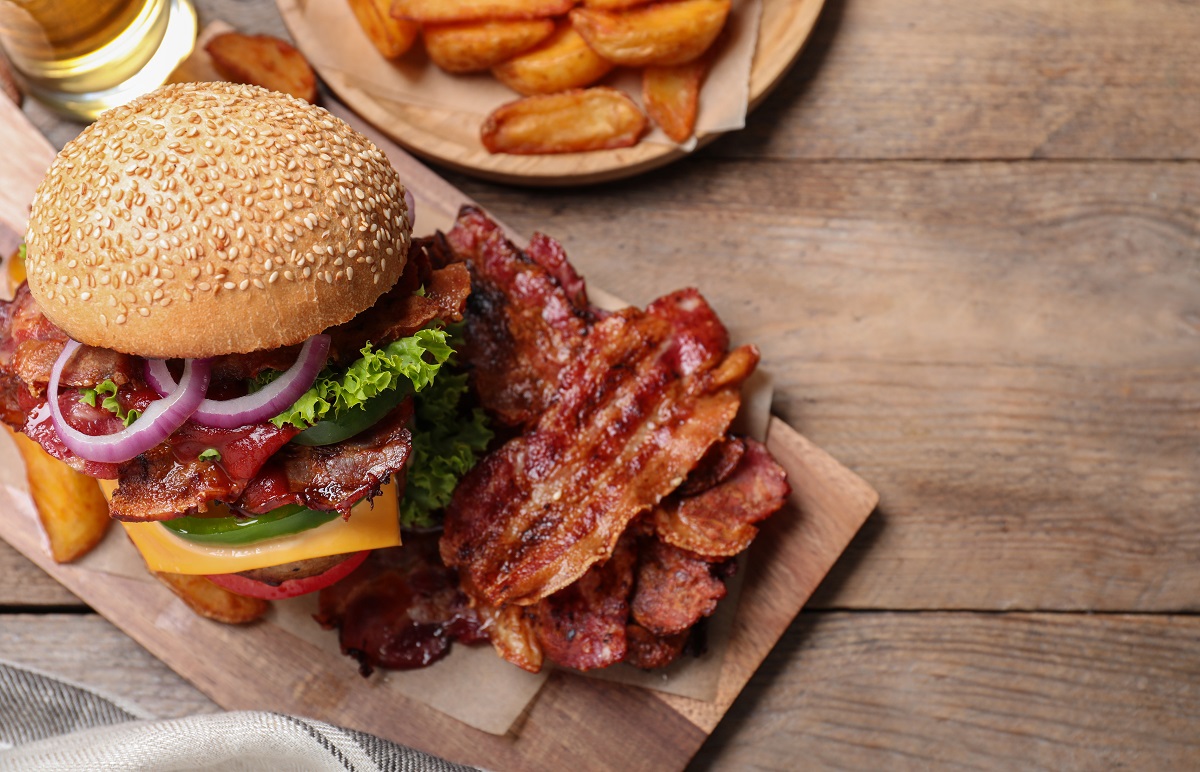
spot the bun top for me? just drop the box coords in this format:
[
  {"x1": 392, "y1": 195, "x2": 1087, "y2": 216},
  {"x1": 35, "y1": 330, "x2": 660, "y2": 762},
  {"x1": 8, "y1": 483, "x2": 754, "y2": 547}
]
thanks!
[{"x1": 24, "y1": 82, "x2": 411, "y2": 358}]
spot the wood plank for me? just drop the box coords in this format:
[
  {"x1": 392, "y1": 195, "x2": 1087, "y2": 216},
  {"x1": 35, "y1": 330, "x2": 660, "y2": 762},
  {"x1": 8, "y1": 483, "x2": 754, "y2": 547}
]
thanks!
[
  {"x1": 722, "y1": 0, "x2": 1200, "y2": 161},
  {"x1": 455, "y1": 159, "x2": 1200, "y2": 612},
  {"x1": 6, "y1": 611, "x2": 1197, "y2": 770},
  {"x1": 694, "y1": 611, "x2": 1200, "y2": 770},
  {"x1": 0, "y1": 541, "x2": 85, "y2": 608},
  {"x1": 0, "y1": 614, "x2": 219, "y2": 719}
]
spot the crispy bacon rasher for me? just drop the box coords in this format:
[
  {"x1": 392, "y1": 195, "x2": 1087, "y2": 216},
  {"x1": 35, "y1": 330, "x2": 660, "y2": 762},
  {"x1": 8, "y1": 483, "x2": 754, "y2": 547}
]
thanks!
[
  {"x1": 314, "y1": 534, "x2": 487, "y2": 676},
  {"x1": 483, "y1": 441, "x2": 786, "y2": 674},
  {"x1": 424, "y1": 207, "x2": 789, "y2": 674},
  {"x1": 529, "y1": 533, "x2": 638, "y2": 671},
  {"x1": 234, "y1": 400, "x2": 413, "y2": 516},
  {"x1": 441, "y1": 295, "x2": 759, "y2": 607},
  {"x1": 446, "y1": 206, "x2": 600, "y2": 428},
  {"x1": 650, "y1": 437, "x2": 789, "y2": 558}
]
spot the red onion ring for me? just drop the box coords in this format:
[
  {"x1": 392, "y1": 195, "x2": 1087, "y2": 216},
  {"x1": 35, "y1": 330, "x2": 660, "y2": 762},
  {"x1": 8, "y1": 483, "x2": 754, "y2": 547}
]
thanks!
[
  {"x1": 48, "y1": 339, "x2": 211, "y2": 464},
  {"x1": 145, "y1": 334, "x2": 330, "y2": 429}
]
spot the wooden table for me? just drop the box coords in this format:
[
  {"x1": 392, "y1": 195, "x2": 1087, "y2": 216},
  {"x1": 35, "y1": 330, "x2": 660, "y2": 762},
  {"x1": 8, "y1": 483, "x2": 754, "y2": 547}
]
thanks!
[{"x1": 2, "y1": 0, "x2": 1198, "y2": 768}]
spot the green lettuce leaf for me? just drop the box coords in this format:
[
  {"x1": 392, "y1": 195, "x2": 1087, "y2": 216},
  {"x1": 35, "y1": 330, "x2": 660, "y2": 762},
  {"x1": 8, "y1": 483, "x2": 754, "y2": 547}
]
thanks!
[
  {"x1": 264, "y1": 328, "x2": 453, "y2": 430},
  {"x1": 400, "y1": 371, "x2": 493, "y2": 530}
]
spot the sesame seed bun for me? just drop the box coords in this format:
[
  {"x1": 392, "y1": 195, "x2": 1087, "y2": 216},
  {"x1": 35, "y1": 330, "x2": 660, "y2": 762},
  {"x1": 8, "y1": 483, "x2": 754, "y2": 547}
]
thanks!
[{"x1": 24, "y1": 82, "x2": 411, "y2": 359}]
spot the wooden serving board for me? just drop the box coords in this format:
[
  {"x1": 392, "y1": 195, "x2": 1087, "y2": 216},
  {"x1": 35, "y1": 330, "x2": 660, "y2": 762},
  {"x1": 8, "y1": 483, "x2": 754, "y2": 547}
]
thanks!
[
  {"x1": 275, "y1": 0, "x2": 827, "y2": 185},
  {"x1": 0, "y1": 94, "x2": 877, "y2": 770}
]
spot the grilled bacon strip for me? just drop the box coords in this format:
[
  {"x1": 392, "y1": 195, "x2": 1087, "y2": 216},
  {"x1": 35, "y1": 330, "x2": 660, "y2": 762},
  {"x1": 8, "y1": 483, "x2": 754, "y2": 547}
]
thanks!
[
  {"x1": 327, "y1": 257, "x2": 470, "y2": 364},
  {"x1": 630, "y1": 540, "x2": 728, "y2": 637},
  {"x1": 441, "y1": 301, "x2": 757, "y2": 607},
  {"x1": 529, "y1": 534, "x2": 637, "y2": 671},
  {"x1": 624, "y1": 624, "x2": 688, "y2": 670},
  {"x1": 449, "y1": 205, "x2": 598, "y2": 428},
  {"x1": 234, "y1": 400, "x2": 414, "y2": 516},
  {"x1": 651, "y1": 437, "x2": 790, "y2": 558},
  {"x1": 315, "y1": 535, "x2": 487, "y2": 676},
  {"x1": 485, "y1": 602, "x2": 544, "y2": 674},
  {"x1": 0, "y1": 284, "x2": 136, "y2": 399},
  {"x1": 110, "y1": 421, "x2": 300, "y2": 521}
]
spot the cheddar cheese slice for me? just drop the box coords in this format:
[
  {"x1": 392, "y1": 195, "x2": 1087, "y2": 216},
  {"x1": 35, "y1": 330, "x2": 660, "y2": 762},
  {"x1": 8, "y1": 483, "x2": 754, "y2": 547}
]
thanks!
[{"x1": 99, "y1": 479, "x2": 402, "y2": 575}]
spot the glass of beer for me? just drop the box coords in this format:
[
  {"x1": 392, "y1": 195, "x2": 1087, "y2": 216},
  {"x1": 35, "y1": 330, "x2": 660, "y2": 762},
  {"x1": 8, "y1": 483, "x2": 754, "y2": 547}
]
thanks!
[{"x1": 0, "y1": 0, "x2": 197, "y2": 120}]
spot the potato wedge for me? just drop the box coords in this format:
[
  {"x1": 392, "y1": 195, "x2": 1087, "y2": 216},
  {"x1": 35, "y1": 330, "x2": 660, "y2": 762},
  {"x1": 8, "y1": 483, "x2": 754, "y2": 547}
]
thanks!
[
  {"x1": 581, "y1": 0, "x2": 653, "y2": 10},
  {"x1": 570, "y1": 0, "x2": 731, "y2": 67},
  {"x1": 643, "y1": 56, "x2": 708, "y2": 142},
  {"x1": 481, "y1": 87, "x2": 647, "y2": 154},
  {"x1": 425, "y1": 19, "x2": 555, "y2": 74},
  {"x1": 392, "y1": 0, "x2": 574, "y2": 23},
  {"x1": 205, "y1": 32, "x2": 318, "y2": 103},
  {"x1": 7, "y1": 428, "x2": 110, "y2": 563},
  {"x1": 492, "y1": 24, "x2": 614, "y2": 95},
  {"x1": 154, "y1": 572, "x2": 269, "y2": 625},
  {"x1": 348, "y1": 0, "x2": 419, "y2": 59}
]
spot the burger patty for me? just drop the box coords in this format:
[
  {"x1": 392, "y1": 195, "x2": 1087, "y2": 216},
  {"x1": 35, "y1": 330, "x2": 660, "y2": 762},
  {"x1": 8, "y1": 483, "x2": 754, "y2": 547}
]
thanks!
[{"x1": 236, "y1": 554, "x2": 352, "y2": 586}]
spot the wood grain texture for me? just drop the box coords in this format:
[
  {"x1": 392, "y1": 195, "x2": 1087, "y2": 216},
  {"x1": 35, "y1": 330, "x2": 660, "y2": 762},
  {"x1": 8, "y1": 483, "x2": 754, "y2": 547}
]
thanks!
[
  {"x1": 0, "y1": 614, "x2": 219, "y2": 720},
  {"x1": 0, "y1": 541, "x2": 84, "y2": 608},
  {"x1": 454, "y1": 159, "x2": 1200, "y2": 612},
  {"x1": 4, "y1": 0, "x2": 1198, "y2": 767},
  {"x1": 5, "y1": 611, "x2": 1197, "y2": 770},
  {"x1": 693, "y1": 612, "x2": 1200, "y2": 770},
  {"x1": 724, "y1": 0, "x2": 1200, "y2": 161}
]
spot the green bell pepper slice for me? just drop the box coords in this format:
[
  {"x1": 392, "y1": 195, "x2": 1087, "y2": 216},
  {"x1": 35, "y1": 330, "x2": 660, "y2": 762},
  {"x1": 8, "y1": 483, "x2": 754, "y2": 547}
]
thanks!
[
  {"x1": 291, "y1": 387, "x2": 408, "y2": 447},
  {"x1": 160, "y1": 504, "x2": 338, "y2": 545}
]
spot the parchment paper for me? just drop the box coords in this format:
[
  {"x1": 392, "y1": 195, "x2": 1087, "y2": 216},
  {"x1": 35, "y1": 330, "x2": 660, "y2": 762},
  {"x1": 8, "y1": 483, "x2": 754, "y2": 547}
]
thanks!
[{"x1": 282, "y1": 0, "x2": 764, "y2": 148}]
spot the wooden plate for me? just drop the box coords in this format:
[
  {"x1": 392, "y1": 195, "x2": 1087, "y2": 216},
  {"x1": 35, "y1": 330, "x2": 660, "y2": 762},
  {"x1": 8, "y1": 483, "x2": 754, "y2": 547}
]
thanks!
[
  {"x1": 275, "y1": 0, "x2": 826, "y2": 185},
  {"x1": 0, "y1": 95, "x2": 875, "y2": 771}
]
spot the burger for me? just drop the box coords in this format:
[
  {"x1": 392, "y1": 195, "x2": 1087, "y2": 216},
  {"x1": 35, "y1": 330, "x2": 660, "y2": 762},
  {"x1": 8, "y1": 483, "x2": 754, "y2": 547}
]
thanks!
[{"x1": 1, "y1": 82, "x2": 488, "y2": 601}]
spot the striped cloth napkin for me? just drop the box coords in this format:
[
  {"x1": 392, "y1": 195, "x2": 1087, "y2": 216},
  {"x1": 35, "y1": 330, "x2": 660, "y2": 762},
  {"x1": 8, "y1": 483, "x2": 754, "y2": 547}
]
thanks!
[{"x1": 0, "y1": 660, "x2": 476, "y2": 771}]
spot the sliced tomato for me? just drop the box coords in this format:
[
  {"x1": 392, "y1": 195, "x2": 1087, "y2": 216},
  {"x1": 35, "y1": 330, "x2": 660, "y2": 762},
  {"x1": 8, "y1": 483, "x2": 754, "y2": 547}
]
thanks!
[{"x1": 206, "y1": 550, "x2": 371, "y2": 600}]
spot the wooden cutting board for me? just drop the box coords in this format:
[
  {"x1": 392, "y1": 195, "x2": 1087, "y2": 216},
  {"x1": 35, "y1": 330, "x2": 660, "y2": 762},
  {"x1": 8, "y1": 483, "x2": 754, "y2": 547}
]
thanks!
[{"x1": 0, "y1": 93, "x2": 877, "y2": 771}]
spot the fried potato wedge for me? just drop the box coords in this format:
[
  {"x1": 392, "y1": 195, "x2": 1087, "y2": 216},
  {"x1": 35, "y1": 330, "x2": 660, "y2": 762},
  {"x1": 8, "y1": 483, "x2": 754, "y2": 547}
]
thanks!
[
  {"x1": 642, "y1": 56, "x2": 708, "y2": 142},
  {"x1": 392, "y1": 0, "x2": 574, "y2": 23},
  {"x1": 7, "y1": 428, "x2": 110, "y2": 563},
  {"x1": 492, "y1": 24, "x2": 614, "y2": 95},
  {"x1": 205, "y1": 32, "x2": 318, "y2": 103},
  {"x1": 581, "y1": 0, "x2": 654, "y2": 10},
  {"x1": 348, "y1": 0, "x2": 419, "y2": 59},
  {"x1": 570, "y1": 0, "x2": 731, "y2": 67},
  {"x1": 425, "y1": 19, "x2": 555, "y2": 73},
  {"x1": 481, "y1": 87, "x2": 647, "y2": 154},
  {"x1": 154, "y1": 572, "x2": 269, "y2": 625}
]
